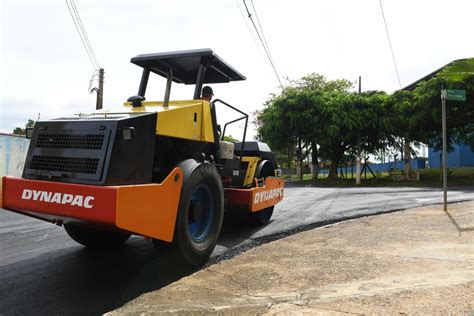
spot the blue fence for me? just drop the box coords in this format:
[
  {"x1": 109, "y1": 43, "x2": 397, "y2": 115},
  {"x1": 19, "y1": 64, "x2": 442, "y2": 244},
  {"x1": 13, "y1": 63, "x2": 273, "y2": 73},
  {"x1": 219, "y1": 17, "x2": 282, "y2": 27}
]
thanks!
[{"x1": 318, "y1": 159, "x2": 426, "y2": 176}]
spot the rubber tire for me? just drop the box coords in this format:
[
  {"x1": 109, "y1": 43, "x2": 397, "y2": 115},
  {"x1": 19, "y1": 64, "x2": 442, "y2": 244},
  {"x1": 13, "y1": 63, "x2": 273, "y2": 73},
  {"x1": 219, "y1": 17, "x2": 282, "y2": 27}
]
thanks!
[
  {"x1": 64, "y1": 224, "x2": 130, "y2": 249},
  {"x1": 172, "y1": 162, "x2": 224, "y2": 266},
  {"x1": 251, "y1": 205, "x2": 274, "y2": 225},
  {"x1": 250, "y1": 160, "x2": 276, "y2": 226}
]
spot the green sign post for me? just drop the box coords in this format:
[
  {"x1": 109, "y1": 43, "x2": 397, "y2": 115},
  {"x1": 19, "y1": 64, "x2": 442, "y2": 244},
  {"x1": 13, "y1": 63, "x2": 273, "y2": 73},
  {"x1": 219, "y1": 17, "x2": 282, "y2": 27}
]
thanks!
[
  {"x1": 447, "y1": 89, "x2": 466, "y2": 102},
  {"x1": 440, "y1": 88, "x2": 466, "y2": 211}
]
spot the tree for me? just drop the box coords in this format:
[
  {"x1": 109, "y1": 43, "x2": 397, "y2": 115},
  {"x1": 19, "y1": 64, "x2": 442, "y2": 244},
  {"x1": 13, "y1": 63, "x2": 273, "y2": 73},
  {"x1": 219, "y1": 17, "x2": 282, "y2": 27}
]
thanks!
[
  {"x1": 386, "y1": 90, "x2": 422, "y2": 177},
  {"x1": 256, "y1": 90, "x2": 314, "y2": 180},
  {"x1": 12, "y1": 127, "x2": 24, "y2": 135},
  {"x1": 386, "y1": 59, "x2": 474, "y2": 178},
  {"x1": 429, "y1": 60, "x2": 473, "y2": 149},
  {"x1": 222, "y1": 135, "x2": 239, "y2": 143},
  {"x1": 287, "y1": 73, "x2": 353, "y2": 93},
  {"x1": 315, "y1": 91, "x2": 391, "y2": 180},
  {"x1": 255, "y1": 74, "x2": 351, "y2": 181},
  {"x1": 391, "y1": 60, "x2": 474, "y2": 154},
  {"x1": 257, "y1": 59, "x2": 474, "y2": 183},
  {"x1": 283, "y1": 74, "x2": 354, "y2": 180},
  {"x1": 256, "y1": 73, "x2": 391, "y2": 181},
  {"x1": 12, "y1": 119, "x2": 35, "y2": 135}
]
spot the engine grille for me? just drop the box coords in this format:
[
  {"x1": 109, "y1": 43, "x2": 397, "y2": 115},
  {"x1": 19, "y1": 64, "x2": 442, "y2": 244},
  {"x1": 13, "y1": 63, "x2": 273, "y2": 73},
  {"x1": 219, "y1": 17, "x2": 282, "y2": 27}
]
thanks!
[
  {"x1": 23, "y1": 112, "x2": 156, "y2": 185},
  {"x1": 36, "y1": 134, "x2": 105, "y2": 150},
  {"x1": 30, "y1": 156, "x2": 100, "y2": 174}
]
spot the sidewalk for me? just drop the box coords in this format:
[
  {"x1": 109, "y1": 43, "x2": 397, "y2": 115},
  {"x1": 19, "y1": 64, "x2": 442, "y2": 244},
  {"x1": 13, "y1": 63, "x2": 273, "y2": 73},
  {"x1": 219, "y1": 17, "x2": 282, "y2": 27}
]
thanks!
[{"x1": 109, "y1": 201, "x2": 474, "y2": 315}]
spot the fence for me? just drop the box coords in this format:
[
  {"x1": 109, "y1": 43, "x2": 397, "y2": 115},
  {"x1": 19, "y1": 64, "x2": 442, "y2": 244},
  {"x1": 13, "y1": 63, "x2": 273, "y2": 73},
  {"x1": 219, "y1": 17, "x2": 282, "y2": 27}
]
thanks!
[{"x1": 282, "y1": 159, "x2": 426, "y2": 177}]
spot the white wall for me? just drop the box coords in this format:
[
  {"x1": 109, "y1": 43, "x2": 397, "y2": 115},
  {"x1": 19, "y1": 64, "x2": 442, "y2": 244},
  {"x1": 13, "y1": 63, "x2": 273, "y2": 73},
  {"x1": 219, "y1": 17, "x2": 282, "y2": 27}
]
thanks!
[{"x1": 0, "y1": 134, "x2": 30, "y2": 177}]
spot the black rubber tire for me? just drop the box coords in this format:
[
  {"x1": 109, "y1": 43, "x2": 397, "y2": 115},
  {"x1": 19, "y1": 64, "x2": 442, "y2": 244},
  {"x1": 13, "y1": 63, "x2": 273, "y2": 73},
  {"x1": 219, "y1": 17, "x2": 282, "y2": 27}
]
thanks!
[
  {"x1": 250, "y1": 160, "x2": 276, "y2": 226},
  {"x1": 170, "y1": 161, "x2": 224, "y2": 266},
  {"x1": 64, "y1": 224, "x2": 130, "y2": 249},
  {"x1": 250, "y1": 205, "x2": 274, "y2": 226}
]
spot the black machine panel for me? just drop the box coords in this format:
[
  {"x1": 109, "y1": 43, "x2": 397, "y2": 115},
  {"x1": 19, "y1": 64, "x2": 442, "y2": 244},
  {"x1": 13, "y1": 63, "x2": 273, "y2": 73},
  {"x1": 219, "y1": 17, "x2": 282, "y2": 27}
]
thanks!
[
  {"x1": 23, "y1": 113, "x2": 157, "y2": 186},
  {"x1": 234, "y1": 141, "x2": 275, "y2": 162}
]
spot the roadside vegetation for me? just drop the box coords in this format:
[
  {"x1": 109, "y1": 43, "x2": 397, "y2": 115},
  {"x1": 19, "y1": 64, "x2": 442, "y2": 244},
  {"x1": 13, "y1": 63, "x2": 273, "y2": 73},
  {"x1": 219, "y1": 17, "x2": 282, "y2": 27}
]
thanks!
[
  {"x1": 255, "y1": 59, "x2": 474, "y2": 183},
  {"x1": 12, "y1": 119, "x2": 35, "y2": 135},
  {"x1": 285, "y1": 167, "x2": 474, "y2": 187}
]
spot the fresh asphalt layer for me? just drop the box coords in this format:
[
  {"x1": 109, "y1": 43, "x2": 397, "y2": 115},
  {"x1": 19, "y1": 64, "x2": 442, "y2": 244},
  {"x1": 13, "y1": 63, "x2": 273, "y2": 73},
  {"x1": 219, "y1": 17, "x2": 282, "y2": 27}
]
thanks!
[{"x1": 0, "y1": 185, "x2": 473, "y2": 315}]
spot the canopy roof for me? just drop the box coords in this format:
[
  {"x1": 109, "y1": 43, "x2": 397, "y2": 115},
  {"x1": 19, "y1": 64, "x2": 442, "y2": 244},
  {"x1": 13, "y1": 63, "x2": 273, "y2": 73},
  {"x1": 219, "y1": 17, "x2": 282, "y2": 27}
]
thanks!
[
  {"x1": 403, "y1": 58, "x2": 474, "y2": 91},
  {"x1": 130, "y1": 48, "x2": 246, "y2": 85}
]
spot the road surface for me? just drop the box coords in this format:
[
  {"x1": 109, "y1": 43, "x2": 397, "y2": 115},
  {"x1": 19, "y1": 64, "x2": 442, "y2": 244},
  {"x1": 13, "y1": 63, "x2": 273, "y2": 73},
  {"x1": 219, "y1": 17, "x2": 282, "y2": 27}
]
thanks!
[{"x1": 1, "y1": 185, "x2": 473, "y2": 315}]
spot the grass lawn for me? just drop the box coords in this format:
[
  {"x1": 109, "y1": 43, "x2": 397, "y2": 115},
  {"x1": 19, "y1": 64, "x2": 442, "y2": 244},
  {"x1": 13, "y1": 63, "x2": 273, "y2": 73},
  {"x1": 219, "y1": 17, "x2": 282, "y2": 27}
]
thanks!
[{"x1": 285, "y1": 167, "x2": 474, "y2": 187}]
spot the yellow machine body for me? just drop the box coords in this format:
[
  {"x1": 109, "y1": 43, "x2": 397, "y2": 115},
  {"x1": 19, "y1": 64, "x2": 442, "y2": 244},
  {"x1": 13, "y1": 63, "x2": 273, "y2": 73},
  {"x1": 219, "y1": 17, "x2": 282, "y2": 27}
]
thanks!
[
  {"x1": 123, "y1": 99, "x2": 263, "y2": 182},
  {"x1": 241, "y1": 156, "x2": 261, "y2": 186},
  {"x1": 124, "y1": 100, "x2": 215, "y2": 143}
]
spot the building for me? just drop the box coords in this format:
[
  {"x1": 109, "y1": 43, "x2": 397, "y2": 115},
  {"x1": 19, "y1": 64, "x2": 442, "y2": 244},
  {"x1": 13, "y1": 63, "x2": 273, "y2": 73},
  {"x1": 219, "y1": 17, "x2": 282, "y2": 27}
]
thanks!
[{"x1": 428, "y1": 143, "x2": 474, "y2": 168}]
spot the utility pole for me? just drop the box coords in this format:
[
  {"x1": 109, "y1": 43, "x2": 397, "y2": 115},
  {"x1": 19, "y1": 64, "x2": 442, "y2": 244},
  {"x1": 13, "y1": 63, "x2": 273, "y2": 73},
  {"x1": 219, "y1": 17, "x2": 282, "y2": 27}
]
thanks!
[
  {"x1": 96, "y1": 68, "x2": 104, "y2": 110},
  {"x1": 356, "y1": 76, "x2": 362, "y2": 185},
  {"x1": 441, "y1": 87, "x2": 448, "y2": 211}
]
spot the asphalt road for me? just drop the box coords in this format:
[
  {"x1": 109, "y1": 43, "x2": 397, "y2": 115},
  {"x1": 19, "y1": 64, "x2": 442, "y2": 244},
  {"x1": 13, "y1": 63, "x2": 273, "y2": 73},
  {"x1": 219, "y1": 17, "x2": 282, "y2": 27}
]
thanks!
[{"x1": 1, "y1": 184, "x2": 473, "y2": 315}]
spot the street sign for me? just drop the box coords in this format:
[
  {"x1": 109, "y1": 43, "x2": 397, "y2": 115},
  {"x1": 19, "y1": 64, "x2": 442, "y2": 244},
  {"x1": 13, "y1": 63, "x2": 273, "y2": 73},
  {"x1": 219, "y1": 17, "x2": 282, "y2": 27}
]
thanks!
[{"x1": 447, "y1": 89, "x2": 466, "y2": 102}]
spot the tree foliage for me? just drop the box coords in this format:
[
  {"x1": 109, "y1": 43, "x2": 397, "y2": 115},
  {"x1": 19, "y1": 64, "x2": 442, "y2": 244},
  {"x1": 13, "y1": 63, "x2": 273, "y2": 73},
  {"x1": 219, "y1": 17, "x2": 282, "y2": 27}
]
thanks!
[
  {"x1": 394, "y1": 59, "x2": 474, "y2": 152},
  {"x1": 256, "y1": 74, "x2": 390, "y2": 180},
  {"x1": 419, "y1": 79, "x2": 473, "y2": 151},
  {"x1": 12, "y1": 119, "x2": 35, "y2": 135},
  {"x1": 222, "y1": 135, "x2": 239, "y2": 143},
  {"x1": 256, "y1": 61, "x2": 474, "y2": 181}
]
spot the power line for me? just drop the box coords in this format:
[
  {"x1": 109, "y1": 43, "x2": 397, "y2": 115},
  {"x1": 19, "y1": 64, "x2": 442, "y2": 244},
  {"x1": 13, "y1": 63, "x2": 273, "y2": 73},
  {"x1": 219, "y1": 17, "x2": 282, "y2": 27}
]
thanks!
[
  {"x1": 234, "y1": 0, "x2": 270, "y2": 75},
  {"x1": 243, "y1": 0, "x2": 282, "y2": 88},
  {"x1": 242, "y1": 0, "x2": 283, "y2": 89},
  {"x1": 65, "y1": 0, "x2": 100, "y2": 70},
  {"x1": 250, "y1": 0, "x2": 274, "y2": 66},
  {"x1": 70, "y1": 0, "x2": 100, "y2": 68},
  {"x1": 379, "y1": 0, "x2": 401, "y2": 88},
  {"x1": 88, "y1": 69, "x2": 100, "y2": 93},
  {"x1": 66, "y1": 0, "x2": 96, "y2": 69},
  {"x1": 234, "y1": 0, "x2": 262, "y2": 56}
]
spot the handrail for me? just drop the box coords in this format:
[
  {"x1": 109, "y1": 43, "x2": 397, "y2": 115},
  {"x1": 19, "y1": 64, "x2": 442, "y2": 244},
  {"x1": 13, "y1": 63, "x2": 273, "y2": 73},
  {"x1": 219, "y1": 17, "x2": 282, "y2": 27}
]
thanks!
[
  {"x1": 222, "y1": 116, "x2": 246, "y2": 139},
  {"x1": 212, "y1": 99, "x2": 248, "y2": 163}
]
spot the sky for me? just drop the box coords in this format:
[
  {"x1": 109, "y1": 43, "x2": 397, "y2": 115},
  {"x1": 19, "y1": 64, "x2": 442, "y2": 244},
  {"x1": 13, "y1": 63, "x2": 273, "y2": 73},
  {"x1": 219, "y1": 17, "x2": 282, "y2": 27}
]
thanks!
[{"x1": 1, "y1": 0, "x2": 474, "y2": 140}]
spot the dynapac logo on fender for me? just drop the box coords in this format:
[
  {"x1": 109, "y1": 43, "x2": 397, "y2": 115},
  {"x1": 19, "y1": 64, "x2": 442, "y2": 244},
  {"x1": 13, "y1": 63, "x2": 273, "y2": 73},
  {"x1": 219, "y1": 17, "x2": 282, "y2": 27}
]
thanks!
[
  {"x1": 21, "y1": 189, "x2": 95, "y2": 209},
  {"x1": 253, "y1": 187, "x2": 284, "y2": 204}
]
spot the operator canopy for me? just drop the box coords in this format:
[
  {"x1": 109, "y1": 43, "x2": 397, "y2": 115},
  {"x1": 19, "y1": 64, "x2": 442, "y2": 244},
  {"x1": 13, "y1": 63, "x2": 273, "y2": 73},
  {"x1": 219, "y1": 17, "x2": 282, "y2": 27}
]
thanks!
[{"x1": 131, "y1": 48, "x2": 246, "y2": 84}]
